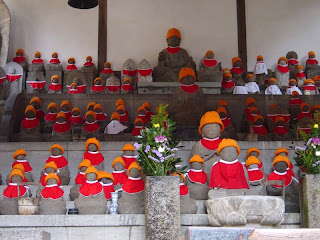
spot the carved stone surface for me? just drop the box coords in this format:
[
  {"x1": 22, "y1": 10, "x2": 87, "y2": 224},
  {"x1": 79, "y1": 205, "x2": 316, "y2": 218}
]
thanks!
[
  {"x1": 0, "y1": 0, "x2": 10, "y2": 68},
  {"x1": 105, "y1": 75, "x2": 120, "y2": 94},
  {"x1": 65, "y1": 70, "x2": 86, "y2": 93},
  {"x1": 45, "y1": 64, "x2": 63, "y2": 90},
  {"x1": 121, "y1": 59, "x2": 137, "y2": 88},
  {"x1": 3, "y1": 62, "x2": 23, "y2": 99},
  {"x1": 137, "y1": 59, "x2": 153, "y2": 83},
  {"x1": 198, "y1": 56, "x2": 222, "y2": 82},
  {"x1": 81, "y1": 66, "x2": 97, "y2": 90},
  {"x1": 39, "y1": 199, "x2": 66, "y2": 215},
  {"x1": 275, "y1": 69, "x2": 289, "y2": 89},
  {"x1": 26, "y1": 71, "x2": 46, "y2": 94},
  {"x1": 145, "y1": 176, "x2": 180, "y2": 240},
  {"x1": 206, "y1": 196, "x2": 285, "y2": 227},
  {"x1": 74, "y1": 194, "x2": 107, "y2": 215},
  {"x1": 118, "y1": 191, "x2": 144, "y2": 214}
]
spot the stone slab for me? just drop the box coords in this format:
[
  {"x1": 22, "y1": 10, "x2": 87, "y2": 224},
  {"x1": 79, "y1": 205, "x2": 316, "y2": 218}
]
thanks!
[{"x1": 0, "y1": 230, "x2": 50, "y2": 240}]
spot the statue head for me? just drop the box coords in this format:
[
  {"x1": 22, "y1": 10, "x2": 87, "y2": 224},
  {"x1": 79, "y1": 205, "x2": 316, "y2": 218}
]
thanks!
[
  {"x1": 97, "y1": 171, "x2": 114, "y2": 184},
  {"x1": 112, "y1": 157, "x2": 125, "y2": 171},
  {"x1": 309, "y1": 51, "x2": 316, "y2": 59},
  {"x1": 94, "y1": 78, "x2": 102, "y2": 86},
  {"x1": 60, "y1": 101, "x2": 71, "y2": 112},
  {"x1": 134, "y1": 118, "x2": 144, "y2": 127},
  {"x1": 128, "y1": 162, "x2": 141, "y2": 178},
  {"x1": 51, "y1": 75, "x2": 59, "y2": 84},
  {"x1": 25, "y1": 105, "x2": 36, "y2": 119},
  {"x1": 104, "y1": 62, "x2": 111, "y2": 69},
  {"x1": 247, "y1": 148, "x2": 260, "y2": 158},
  {"x1": 273, "y1": 155, "x2": 290, "y2": 173},
  {"x1": 50, "y1": 144, "x2": 64, "y2": 156},
  {"x1": 246, "y1": 74, "x2": 255, "y2": 83},
  {"x1": 166, "y1": 28, "x2": 181, "y2": 47},
  {"x1": 199, "y1": 111, "x2": 224, "y2": 138},
  {"x1": 72, "y1": 108, "x2": 81, "y2": 117},
  {"x1": 179, "y1": 67, "x2": 196, "y2": 85},
  {"x1": 217, "y1": 139, "x2": 240, "y2": 162},
  {"x1": 278, "y1": 57, "x2": 288, "y2": 65},
  {"x1": 34, "y1": 51, "x2": 41, "y2": 59},
  {"x1": 30, "y1": 97, "x2": 41, "y2": 111},
  {"x1": 56, "y1": 112, "x2": 66, "y2": 123},
  {"x1": 254, "y1": 115, "x2": 264, "y2": 126},
  {"x1": 301, "y1": 103, "x2": 310, "y2": 113},
  {"x1": 275, "y1": 117, "x2": 285, "y2": 127},
  {"x1": 268, "y1": 78, "x2": 277, "y2": 86},
  {"x1": 79, "y1": 159, "x2": 91, "y2": 173},
  {"x1": 68, "y1": 57, "x2": 75, "y2": 64},
  {"x1": 85, "y1": 137, "x2": 100, "y2": 152},
  {"x1": 85, "y1": 112, "x2": 96, "y2": 123},
  {"x1": 52, "y1": 52, "x2": 58, "y2": 59},
  {"x1": 256, "y1": 55, "x2": 263, "y2": 62},
  {"x1": 86, "y1": 56, "x2": 92, "y2": 62},
  {"x1": 85, "y1": 166, "x2": 98, "y2": 181},
  {"x1": 94, "y1": 104, "x2": 103, "y2": 114},
  {"x1": 189, "y1": 155, "x2": 204, "y2": 170},
  {"x1": 232, "y1": 57, "x2": 242, "y2": 67},
  {"x1": 289, "y1": 79, "x2": 297, "y2": 86},
  {"x1": 245, "y1": 156, "x2": 261, "y2": 170},
  {"x1": 205, "y1": 50, "x2": 215, "y2": 59}
]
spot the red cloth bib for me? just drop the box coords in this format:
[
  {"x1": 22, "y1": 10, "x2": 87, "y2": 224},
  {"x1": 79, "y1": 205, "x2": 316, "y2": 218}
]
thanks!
[
  {"x1": 49, "y1": 83, "x2": 62, "y2": 92},
  {"x1": 122, "y1": 177, "x2": 145, "y2": 194},
  {"x1": 62, "y1": 112, "x2": 71, "y2": 121},
  {"x1": 247, "y1": 169, "x2": 264, "y2": 182},
  {"x1": 268, "y1": 114, "x2": 290, "y2": 124},
  {"x1": 288, "y1": 59, "x2": 299, "y2": 65},
  {"x1": 266, "y1": 171, "x2": 292, "y2": 188},
  {"x1": 296, "y1": 72, "x2": 306, "y2": 78},
  {"x1": 221, "y1": 80, "x2": 235, "y2": 89},
  {"x1": 91, "y1": 85, "x2": 106, "y2": 92},
  {"x1": 77, "y1": 85, "x2": 86, "y2": 93},
  {"x1": 84, "y1": 61, "x2": 94, "y2": 66},
  {"x1": 101, "y1": 183, "x2": 115, "y2": 200},
  {"x1": 66, "y1": 64, "x2": 77, "y2": 71},
  {"x1": 13, "y1": 56, "x2": 25, "y2": 63},
  {"x1": 273, "y1": 126, "x2": 288, "y2": 135},
  {"x1": 112, "y1": 171, "x2": 128, "y2": 185},
  {"x1": 82, "y1": 122, "x2": 100, "y2": 133},
  {"x1": 277, "y1": 65, "x2": 290, "y2": 73},
  {"x1": 146, "y1": 111, "x2": 154, "y2": 121},
  {"x1": 303, "y1": 85, "x2": 315, "y2": 91},
  {"x1": 179, "y1": 184, "x2": 189, "y2": 196},
  {"x1": 119, "y1": 113, "x2": 129, "y2": 123},
  {"x1": 298, "y1": 127, "x2": 311, "y2": 135},
  {"x1": 32, "y1": 58, "x2": 44, "y2": 64},
  {"x1": 95, "y1": 113, "x2": 107, "y2": 122},
  {"x1": 83, "y1": 151, "x2": 104, "y2": 166},
  {"x1": 137, "y1": 115, "x2": 148, "y2": 124},
  {"x1": 27, "y1": 81, "x2": 46, "y2": 89},
  {"x1": 200, "y1": 137, "x2": 222, "y2": 151},
  {"x1": 45, "y1": 113, "x2": 57, "y2": 123},
  {"x1": 6, "y1": 74, "x2": 22, "y2": 82},
  {"x1": 307, "y1": 59, "x2": 319, "y2": 65},
  {"x1": 231, "y1": 67, "x2": 244, "y2": 75},
  {"x1": 53, "y1": 122, "x2": 71, "y2": 133},
  {"x1": 122, "y1": 69, "x2": 137, "y2": 76},
  {"x1": 69, "y1": 115, "x2": 84, "y2": 124},
  {"x1": 101, "y1": 68, "x2": 114, "y2": 74},
  {"x1": 21, "y1": 118, "x2": 40, "y2": 129},
  {"x1": 69, "y1": 89, "x2": 79, "y2": 94},
  {"x1": 290, "y1": 98, "x2": 303, "y2": 105},
  {"x1": 209, "y1": 160, "x2": 249, "y2": 189},
  {"x1": 12, "y1": 160, "x2": 32, "y2": 172},
  {"x1": 187, "y1": 170, "x2": 207, "y2": 184},
  {"x1": 132, "y1": 127, "x2": 143, "y2": 136},
  {"x1": 253, "y1": 125, "x2": 268, "y2": 136},
  {"x1": 203, "y1": 59, "x2": 217, "y2": 68},
  {"x1": 221, "y1": 118, "x2": 231, "y2": 128},
  {"x1": 180, "y1": 84, "x2": 199, "y2": 93},
  {"x1": 50, "y1": 58, "x2": 61, "y2": 64},
  {"x1": 41, "y1": 185, "x2": 64, "y2": 199},
  {"x1": 123, "y1": 155, "x2": 137, "y2": 170},
  {"x1": 105, "y1": 85, "x2": 120, "y2": 92},
  {"x1": 46, "y1": 155, "x2": 68, "y2": 169},
  {"x1": 166, "y1": 47, "x2": 180, "y2": 54},
  {"x1": 3, "y1": 183, "x2": 27, "y2": 198},
  {"x1": 122, "y1": 84, "x2": 134, "y2": 91},
  {"x1": 36, "y1": 110, "x2": 44, "y2": 120},
  {"x1": 40, "y1": 173, "x2": 61, "y2": 186},
  {"x1": 75, "y1": 172, "x2": 86, "y2": 185},
  {"x1": 297, "y1": 112, "x2": 312, "y2": 120},
  {"x1": 79, "y1": 180, "x2": 103, "y2": 197},
  {"x1": 137, "y1": 68, "x2": 152, "y2": 76}
]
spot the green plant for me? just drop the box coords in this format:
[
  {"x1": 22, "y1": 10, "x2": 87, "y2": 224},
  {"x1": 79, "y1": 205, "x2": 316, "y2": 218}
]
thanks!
[{"x1": 134, "y1": 104, "x2": 185, "y2": 176}]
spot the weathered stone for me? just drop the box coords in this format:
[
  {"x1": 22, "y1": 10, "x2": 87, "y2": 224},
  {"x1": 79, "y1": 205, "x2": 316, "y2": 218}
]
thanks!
[
  {"x1": 39, "y1": 199, "x2": 66, "y2": 215},
  {"x1": 65, "y1": 70, "x2": 86, "y2": 93},
  {"x1": 0, "y1": 230, "x2": 51, "y2": 240},
  {"x1": 3, "y1": 62, "x2": 23, "y2": 99},
  {"x1": 118, "y1": 191, "x2": 144, "y2": 214},
  {"x1": 0, "y1": 198, "x2": 18, "y2": 215},
  {"x1": 26, "y1": 71, "x2": 46, "y2": 94},
  {"x1": 145, "y1": 176, "x2": 180, "y2": 240},
  {"x1": 275, "y1": 69, "x2": 290, "y2": 89},
  {"x1": 45, "y1": 64, "x2": 63, "y2": 90},
  {"x1": 105, "y1": 75, "x2": 120, "y2": 94},
  {"x1": 81, "y1": 65, "x2": 97, "y2": 90},
  {"x1": 74, "y1": 193, "x2": 107, "y2": 215},
  {"x1": 198, "y1": 55, "x2": 222, "y2": 82},
  {"x1": 0, "y1": 0, "x2": 10, "y2": 68},
  {"x1": 206, "y1": 196, "x2": 285, "y2": 227},
  {"x1": 121, "y1": 59, "x2": 137, "y2": 88},
  {"x1": 137, "y1": 59, "x2": 153, "y2": 83}
]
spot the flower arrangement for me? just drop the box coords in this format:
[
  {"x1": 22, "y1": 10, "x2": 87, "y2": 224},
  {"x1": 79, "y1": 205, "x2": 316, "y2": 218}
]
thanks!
[
  {"x1": 134, "y1": 105, "x2": 184, "y2": 176},
  {"x1": 294, "y1": 111, "x2": 320, "y2": 174}
]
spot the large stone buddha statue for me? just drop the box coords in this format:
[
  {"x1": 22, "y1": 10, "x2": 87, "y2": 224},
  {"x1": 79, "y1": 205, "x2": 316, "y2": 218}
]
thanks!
[{"x1": 153, "y1": 28, "x2": 196, "y2": 82}]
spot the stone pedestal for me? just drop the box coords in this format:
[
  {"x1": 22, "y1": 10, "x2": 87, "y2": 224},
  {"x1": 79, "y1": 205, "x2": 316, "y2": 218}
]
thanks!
[
  {"x1": 300, "y1": 174, "x2": 320, "y2": 228},
  {"x1": 0, "y1": 231, "x2": 51, "y2": 240},
  {"x1": 45, "y1": 65, "x2": 63, "y2": 90},
  {"x1": 145, "y1": 176, "x2": 180, "y2": 240}
]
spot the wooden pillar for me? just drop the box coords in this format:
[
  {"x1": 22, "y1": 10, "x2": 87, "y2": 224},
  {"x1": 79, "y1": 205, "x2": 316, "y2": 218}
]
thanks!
[
  {"x1": 236, "y1": 0, "x2": 247, "y2": 72},
  {"x1": 98, "y1": 0, "x2": 107, "y2": 71}
]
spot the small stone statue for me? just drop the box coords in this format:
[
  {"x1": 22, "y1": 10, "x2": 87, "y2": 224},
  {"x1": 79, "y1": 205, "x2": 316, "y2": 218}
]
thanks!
[
  {"x1": 230, "y1": 57, "x2": 244, "y2": 80},
  {"x1": 191, "y1": 111, "x2": 224, "y2": 178},
  {"x1": 87, "y1": 102, "x2": 96, "y2": 112},
  {"x1": 118, "y1": 162, "x2": 145, "y2": 214},
  {"x1": 312, "y1": 104, "x2": 320, "y2": 115},
  {"x1": 296, "y1": 65, "x2": 306, "y2": 87},
  {"x1": 136, "y1": 106, "x2": 148, "y2": 124},
  {"x1": 286, "y1": 79, "x2": 302, "y2": 96},
  {"x1": 245, "y1": 156, "x2": 264, "y2": 186},
  {"x1": 3, "y1": 61, "x2": 23, "y2": 99},
  {"x1": 70, "y1": 159, "x2": 91, "y2": 201},
  {"x1": 106, "y1": 75, "x2": 121, "y2": 94},
  {"x1": 253, "y1": 115, "x2": 268, "y2": 139},
  {"x1": 198, "y1": 50, "x2": 222, "y2": 82},
  {"x1": 131, "y1": 118, "x2": 145, "y2": 137},
  {"x1": 39, "y1": 172, "x2": 66, "y2": 215},
  {"x1": 52, "y1": 112, "x2": 72, "y2": 141},
  {"x1": 121, "y1": 59, "x2": 137, "y2": 88},
  {"x1": 274, "y1": 148, "x2": 294, "y2": 177},
  {"x1": 275, "y1": 57, "x2": 290, "y2": 89},
  {"x1": 137, "y1": 59, "x2": 153, "y2": 82},
  {"x1": 82, "y1": 111, "x2": 100, "y2": 137},
  {"x1": 306, "y1": 51, "x2": 319, "y2": 71},
  {"x1": 286, "y1": 51, "x2": 299, "y2": 80},
  {"x1": 81, "y1": 56, "x2": 97, "y2": 90},
  {"x1": 11, "y1": 149, "x2": 33, "y2": 182},
  {"x1": 66, "y1": 57, "x2": 78, "y2": 71},
  {"x1": 40, "y1": 161, "x2": 61, "y2": 186},
  {"x1": 289, "y1": 91, "x2": 303, "y2": 106},
  {"x1": 49, "y1": 52, "x2": 61, "y2": 64},
  {"x1": 266, "y1": 155, "x2": 294, "y2": 188},
  {"x1": 94, "y1": 104, "x2": 107, "y2": 123},
  {"x1": 122, "y1": 143, "x2": 138, "y2": 170},
  {"x1": 253, "y1": 55, "x2": 268, "y2": 88},
  {"x1": 173, "y1": 171, "x2": 198, "y2": 214},
  {"x1": 297, "y1": 116, "x2": 314, "y2": 137},
  {"x1": 186, "y1": 155, "x2": 208, "y2": 200},
  {"x1": 217, "y1": 106, "x2": 237, "y2": 140},
  {"x1": 30, "y1": 97, "x2": 44, "y2": 120},
  {"x1": 272, "y1": 117, "x2": 290, "y2": 140},
  {"x1": 302, "y1": 79, "x2": 316, "y2": 95},
  {"x1": 143, "y1": 102, "x2": 154, "y2": 121},
  {"x1": 13, "y1": 49, "x2": 27, "y2": 70},
  {"x1": 221, "y1": 73, "x2": 235, "y2": 93},
  {"x1": 153, "y1": 28, "x2": 196, "y2": 82},
  {"x1": 74, "y1": 166, "x2": 107, "y2": 214},
  {"x1": 65, "y1": 70, "x2": 87, "y2": 93},
  {"x1": 241, "y1": 97, "x2": 257, "y2": 132},
  {"x1": 97, "y1": 171, "x2": 115, "y2": 200},
  {"x1": 83, "y1": 56, "x2": 95, "y2": 67},
  {"x1": 297, "y1": 103, "x2": 312, "y2": 120},
  {"x1": 265, "y1": 78, "x2": 282, "y2": 95},
  {"x1": 60, "y1": 100, "x2": 72, "y2": 121},
  {"x1": 100, "y1": 61, "x2": 114, "y2": 83},
  {"x1": 20, "y1": 105, "x2": 41, "y2": 140},
  {"x1": 111, "y1": 157, "x2": 128, "y2": 190},
  {"x1": 44, "y1": 102, "x2": 58, "y2": 124},
  {"x1": 68, "y1": 82, "x2": 79, "y2": 94},
  {"x1": 121, "y1": 77, "x2": 134, "y2": 94},
  {"x1": 48, "y1": 75, "x2": 62, "y2": 94},
  {"x1": 45, "y1": 52, "x2": 63, "y2": 90},
  {"x1": 245, "y1": 74, "x2": 260, "y2": 93},
  {"x1": 104, "y1": 112, "x2": 128, "y2": 135},
  {"x1": 68, "y1": 107, "x2": 84, "y2": 126},
  {"x1": 91, "y1": 77, "x2": 105, "y2": 93},
  {"x1": 46, "y1": 144, "x2": 70, "y2": 185},
  {"x1": 232, "y1": 75, "x2": 248, "y2": 94},
  {"x1": 116, "y1": 99, "x2": 130, "y2": 128},
  {"x1": 31, "y1": 51, "x2": 44, "y2": 64},
  {"x1": 83, "y1": 138, "x2": 104, "y2": 171}
]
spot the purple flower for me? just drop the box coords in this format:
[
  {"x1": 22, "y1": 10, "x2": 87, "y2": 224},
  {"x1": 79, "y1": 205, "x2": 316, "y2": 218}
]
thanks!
[
  {"x1": 155, "y1": 135, "x2": 167, "y2": 143},
  {"x1": 134, "y1": 143, "x2": 142, "y2": 150},
  {"x1": 148, "y1": 155, "x2": 161, "y2": 162},
  {"x1": 312, "y1": 137, "x2": 320, "y2": 145},
  {"x1": 152, "y1": 149, "x2": 163, "y2": 158},
  {"x1": 295, "y1": 146, "x2": 306, "y2": 151},
  {"x1": 164, "y1": 154, "x2": 175, "y2": 160},
  {"x1": 145, "y1": 145, "x2": 150, "y2": 153},
  {"x1": 312, "y1": 164, "x2": 317, "y2": 167}
]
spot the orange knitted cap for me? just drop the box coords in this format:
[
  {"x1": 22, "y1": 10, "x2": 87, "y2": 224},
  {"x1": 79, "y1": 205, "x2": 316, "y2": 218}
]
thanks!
[
  {"x1": 47, "y1": 103, "x2": 58, "y2": 111},
  {"x1": 51, "y1": 75, "x2": 60, "y2": 82},
  {"x1": 222, "y1": 68, "x2": 230, "y2": 73},
  {"x1": 86, "y1": 56, "x2": 92, "y2": 61},
  {"x1": 12, "y1": 163, "x2": 25, "y2": 173},
  {"x1": 278, "y1": 57, "x2": 288, "y2": 64},
  {"x1": 292, "y1": 91, "x2": 300, "y2": 97},
  {"x1": 70, "y1": 82, "x2": 77, "y2": 88},
  {"x1": 224, "y1": 73, "x2": 232, "y2": 78},
  {"x1": 137, "y1": 106, "x2": 146, "y2": 115},
  {"x1": 199, "y1": 111, "x2": 224, "y2": 135},
  {"x1": 94, "y1": 104, "x2": 103, "y2": 112},
  {"x1": 44, "y1": 161, "x2": 58, "y2": 171},
  {"x1": 246, "y1": 148, "x2": 261, "y2": 157},
  {"x1": 300, "y1": 103, "x2": 310, "y2": 112},
  {"x1": 173, "y1": 171, "x2": 186, "y2": 182},
  {"x1": 124, "y1": 77, "x2": 132, "y2": 84},
  {"x1": 289, "y1": 79, "x2": 297, "y2": 85},
  {"x1": 275, "y1": 116, "x2": 285, "y2": 123},
  {"x1": 218, "y1": 100, "x2": 228, "y2": 107},
  {"x1": 166, "y1": 28, "x2": 181, "y2": 40},
  {"x1": 78, "y1": 159, "x2": 91, "y2": 169},
  {"x1": 97, "y1": 171, "x2": 114, "y2": 182},
  {"x1": 134, "y1": 118, "x2": 144, "y2": 126},
  {"x1": 30, "y1": 97, "x2": 41, "y2": 106},
  {"x1": 254, "y1": 114, "x2": 264, "y2": 123},
  {"x1": 87, "y1": 102, "x2": 96, "y2": 111},
  {"x1": 217, "y1": 106, "x2": 227, "y2": 115},
  {"x1": 304, "y1": 79, "x2": 315, "y2": 85},
  {"x1": 25, "y1": 105, "x2": 36, "y2": 115},
  {"x1": 85, "y1": 111, "x2": 96, "y2": 120},
  {"x1": 52, "y1": 52, "x2": 58, "y2": 57},
  {"x1": 246, "y1": 74, "x2": 254, "y2": 80},
  {"x1": 34, "y1": 51, "x2": 41, "y2": 57},
  {"x1": 116, "y1": 105, "x2": 126, "y2": 112},
  {"x1": 111, "y1": 157, "x2": 125, "y2": 168},
  {"x1": 85, "y1": 137, "x2": 100, "y2": 152},
  {"x1": 71, "y1": 107, "x2": 81, "y2": 115},
  {"x1": 269, "y1": 78, "x2": 277, "y2": 84},
  {"x1": 232, "y1": 57, "x2": 242, "y2": 66},
  {"x1": 309, "y1": 51, "x2": 315, "y2": 57},
  {"x1": 275, "y1": 147, "x2": 289, "y2": 157},
  {"x1": 50, "y1": 144, "x2": 64, "y2": 154},
  {"x1": 110, "y1": 112, "x2": 120, "y2": 121},
  {"x1": 217, "y1": 138, "x2": 240, "y2": 155},
  {"x1": 13, "y1": 149, "x2": 27, "y2": 159},
  {"x1": 297, "y1": 65, "x2": 304, "y2": 70},
  {"x1": 205, "y1": 50, "x2": 215, "y2": 57},
  {"x1": 128, "y1": 162, "x2": 142, "y2": 175},
  {"x1": 312, "y1": 104, "x2": 320, "y2": 112},
  {"x1": 57, "y1": 112, "x2": 66, "y2": 119},
  {"x1": 85, "y1": 165, "x2": 98, "y2": 177},
  {"x1": 245, "y1": 156, "x2": 261, "y2": 167},
  {"x1": 116, "y1": 98, "x2": 125, "y2": 107},
  {"x1": 68, "y1": 57, "x2": 76, "y2": 63},
  {"x1": 10, "y1": 169, "x2": 24, "y2": 181},
  {"x1": 122, "y1": 143, "x2": 135, "y2": 151},
  {"x1": 246, "y1": 97, "x2": 256, "y2": 107},
  {"x1": 45, "y1": 172, "x2": 60, "y2": 183},
  {"x1": 249, "y1": 107, "x2": 258, "y2": 114},
  {"x1": 273, "y1": 155, "x2": 290, "y2": 167},
  {"x1": 60, "y1": 100, "x2": 71, "y2": 109},
  {"x1": 256, "y1": 55, "x2": 263, "y2": 61},
  {"x1": 104, "y1": 62, "x2": 111, "y2": 68},
  {"x1": 143, "y1": 102, "x2": 151, "y2": 109},
  {"x1": 16, "y1": 49, "x2": 24, "y2": 55},
  {"x1": 313, "y1": 75, "x2": 320, "y2": 81},
  {"x1": 189, "y1": 155, "x2": 204, "y2": 164},
  {"x1": 179, "y1": 67, "x2": 196, "y2": 82},
  {"x1": 94, "y1": 78, "x2": 102, "y2": 85}
]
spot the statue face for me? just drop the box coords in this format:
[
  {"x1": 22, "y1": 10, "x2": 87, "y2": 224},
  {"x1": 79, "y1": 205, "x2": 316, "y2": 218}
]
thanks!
[
  {"x1": 57, "y1": 117, "x2": 65, "y2": 123},
  {"x1": 167, "y1": 36, "x2": 181, "y2": 47},
  {"x1": 276, "y1": 120, "x2": 284, "y2": 126},
  {"x1": 31, "y1": 102, "x2": 40, "y2": 110},
  {"x1": 49, "y1": 107, "x2": 57, "y2": 113},
  {"x1": 206, "y1": 52, "x2": 214, "y2": 59},
  {"x1": 124, "y1": 80, "x2": 131, "y2": 86},
  {"x1": 88, "y1": 143, "x2": 98, "y2": 152},
  {"x1": 289, "y1": 81, "x2": 296, "y2": 86},
  {"x1": 279, "y1": 59, "x2": 287, "y2": 65},
  {"x1": 219, "y1": 146, "x2": 238, "y2": 161},
  {"x1": 17, "y1": 52, "x2": 23, "y2": 57},
  {"x1": 72, "y1": 110, "x2": 80, "y2": 116},
  {"x1": 247, "y1": 76, "x2": 254, "y2": 82},
  {"x1": 86, "y1": 115, "x2": 95, "y2": 123},
  {"x1": 135, "y1": 121, "x2": 144, "y2": 127},
  {"x1": 274, "y1": 161, "x2": 288, "y2": 173},
  {"x1": 68, "y1": 59, "x2": 75, "y2": 64},
  {"x1": 138, "y1": 110, "x2": 145, "y2": 115},
  {"x1": 257, "y1": 58, "x2": 263, "y2": 62},
  {"x1": 251, "y1": 110, "x2": 257, "y2": 115},
  {"x1": 123, "y1": 150, "x2": 134, "y2": 156},
  {"x1": 302, "y1": 106, "x2": 309, "y2": 112},
  {"x1": 105, "y1": 63, "x2": 111, "y2": 68},
  {"x1": 61, "y1": 105, "x2": 70, "y2": 112},
  {"x1": 117, "y1": 109, "x2": 124, "y2": 115},
  {"x1": 114, "y1": 162, "x2": 124, "y2": 171},
  {"x1": 26, "y1": 111, "x2": 36, "y2": 119},
  {"x1": 95, "y1": 108, "x2": 102, "y2": 113},
  {"x1": 310, "y1": 54, "x2": 315, "y2": 59},
  {"x1": 100, "y1": 178, "x2": 113, "y2": 184},
  {"x1": 45, "y1": 167, "x2": 56, "y2": 174},
  {"x1": 180, "y1": 75, "x2": 195, "y2": 85},
  {"x1": 95, "y1": 80, "x2": 102, "y2": 85},
  {"x1": 233, "y1": 60, "x2": 241, "y2": 67},
  {"x1": 52, "y1": 54, "x2": 58, "y2": 58},
  {"x1": 248, "y1": 164, "x2": 259, "y2": 170},
  {"x1": 11, "y1": 175, "x2": 23, "y2": 183},
  {"x1": 144, "y1": 107, "x2": 151, "y2": 112},
  {"x1": 269, "y1": 81, "x2": 276, "y2": 86},
  {"x1": 225, "y1": 76, "x2": 232, "y2": 81},
  {"x1": 191, "y1": 162, "x2": 202, "y2": 170},
  {"x1": 52, "y1": 147, "x2": 62, "y2": 156},
  {"x1": 52, "y1": 77, "x2": 59, "y2": 83},
  {"x1": 16, "y1": 154, "x2": 26, "y2": 160},
  {"x1": 86, "y1": 172, "x2": 97, "y2": 181},
  {"x1": 219, "y1": 112, "x2": 226, "y2": 119},
  {"x1": 254, "y1": 118, "x2": 264, "y2": 125},
  {"x1": 35, "y1": 54, "x2": 40, "y2": 58},
  {"x1": 80, "y1": 166, "x2": 87, "y2": 173},
  {"x1": 86, "y1": 57, "x2": 91, "y2": 62},
  {"x1": 129, "y1": 168, "x2": 140, "y2": 178},
  {"x1": 248, "y1": 151, "x2": 258, "y2": 157},
  {"x1": 47, "y1": 178, "x2": 58, "y2": 186},
  {"x1": 201, "y1": 123, "x2": 221, "y2": 139},
  {"x1": 71, "y1": 85, "x2": 77, "y2": 90}
]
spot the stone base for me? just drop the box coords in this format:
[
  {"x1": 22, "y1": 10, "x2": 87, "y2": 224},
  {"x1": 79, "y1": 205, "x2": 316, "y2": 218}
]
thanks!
[{"x1": 0, "y1": 231, "x2": 51, "y2": 240}]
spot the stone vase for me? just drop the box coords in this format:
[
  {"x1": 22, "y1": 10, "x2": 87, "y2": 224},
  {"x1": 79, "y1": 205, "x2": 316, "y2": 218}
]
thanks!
[
  {"x1": 145, "y1": 176, "x2": 180, "y2": 240},
  {"x1": 300, "y1": 174, "x2": 320, "y2": 228}
]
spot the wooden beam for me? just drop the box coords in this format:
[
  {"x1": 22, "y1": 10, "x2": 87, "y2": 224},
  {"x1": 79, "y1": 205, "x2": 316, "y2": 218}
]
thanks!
[
  {"x1": 98, "y1": 0, "x2": 107, "y2": 71},
  {"x1": 236, "y1": 0, "x2": 247, "y2": 72}
]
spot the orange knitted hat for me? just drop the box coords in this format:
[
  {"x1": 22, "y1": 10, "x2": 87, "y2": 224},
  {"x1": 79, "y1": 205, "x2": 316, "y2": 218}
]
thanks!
[
  {"x1": 272, "y1": 155, "x2": 290, "y2": 167},
  {"x1": 246, "y1": 97, "x2": 256, "y2": 107},
  {"x1": 137, "y1": 106, "x2": 146, "y2": 115},
  {"x1": 309, "y1": 51, "x2": 316, "y2": 57},
  {"x1": 232, "y1": 57, "x2": 242, "y2": 66},
  {"x1": 87, "y1": 102, "x2": 96, "y2": 111},
  {"x1": 50, "y1": 144, "x2": 64, "y2": 154},
  {"x1": 205, "y1": 50, "x2": 215, "y2": 57},
  {"x1": 224, "y1": 73, "x2": 232, "y2": 78},
  {"x1": 292, "y1": 91, "x2": 300, "y2": 97},
  {"x1": 85, "y1": 165, "x2": 98, "y2": 177},
  {"x1": 245, "y1": 156, "x2": 261, "y2": 166},
  {"x1": 216, "y1": 106, "x2": 227, "y2": 115},
  {"x1": 254, "y1": 115, "x2": 264, "y2": 123},
  {"x1": 85, "y1": 137, "x2": 100, "y2": 152},
  {"x1": 189, "y1": 155, "x2": 204, "y2": 164},
  {"x1": 178, "y1": 68, "x2": 196, "y2": 82},
  {"x1": 47, "y1": 103, "x2": 58, "y2": 111},
  {"x1": 86, "y1": 56, "x2": 92, "y2": 61},
  {"x1": 173, "y1": 171, "x2": 186, "y2": 182},
  {"x1": 143, "y1": 102, "x2": 151, "y2": 109},
  {"x1": 57, "y1": 112, "x2": 66, "y2": 120},
  {"x1": 122, "y1": 143, "x2": 135, "y2": 151},
  {"x1": 52, "y1": 52, "x2": 58, "y2": 57},
  {"x1": 111, "y1": 157, "x2": 125, "y2": 168},
  {"x1": 278, "y1": 57, "x2": 288, "y2": 64},
  {"x1": 124, "y1": 77, "x2": 132, "y2": 84},
  {"x1": 97, "y1": 171, "x2": 114, "y2": 182},
  {"x1": 104, "y1": 62, "x2": 111, "y2": 68},
  {"x1": 249, "y1": 107, "x2": 258, "y2": 114},
  {"x1": 16, "y1": 49, "x2": 24, "y2": 55},
  {"x1": 45, "y1": 172, "x2": 60, "y2": 183},
  {"x1": 13, "y1": 149, "x2": 27, "y2": 159},
  {"x1": 85, "y1": 111, "x2": 96, "y2": 120},
  {"x1": 218, "y1": 100, "x2": 228, "y2": 107},
  {"x1": 312, "y1": 104, "x2": 320, "y2": 112},
  {"x1": 300, "y1": 103, "x2": 310, "y2": 112},
  {"x1": 116, "y1": 98, "x2": 125, "y2": 107},
  {"x1": 94, "y1": 78, "x2": 102, "y2": 85},
  {"x1": 12, "y1": 163, "x2": 25, "y2": 173},
  {"x1": 51, "y1": 75, "x2": 60, "y2": 82},
  {"x1": 289, "y1": 79, "x2": 297, "y2": 85},
  {"x1": 199, "y1": 111, "x2": 224, "y2": 135},
  {"x1": 34, "y1": 51, "x2": 41, "y2": 57},
  {"x1": 25, "y1": 105, "x2": 36, "y2": 115},
  {"x1": 30, "y1": 97, "x2": 41, "y2": 106},
  {"x1": 304, "y1": 79, "x2": 315, "y2": 85},
  {"x1": 44, "y1": 161, "x2": 58, "y2": 171},
  {"x1": 68, "y1": 57, "x2": 76, "y2": 63},
  {"x1": 275, "y1": 116, "x2": 285, "y2": 123},
  {"x1": 93, "y1": 104, "x2": 103, "y2": 112},
  {"x1": 275, "y1": 147, "x2": 289, "y2": 157},
  {"x1": 134, "y1": 118, "x2": 144, "y2": 126},
  {"x1": 217, "y1": 138, "x2": 240, "y2": 155},
  {"x1": 297, "y1": 65, "x2": 304, "y2": 70},
  {"x1": 70, "y1": 82, "x2": 77, "y2": 88},
  {"x1": 269, "y1": 78, "x2": 277, "y2": 84},
  {"x1": 246, "y1": 148, "x2": 261, "y2": 157},
  {"x1": 127, "y1": 162, "x2": 142, "y2": 175},
  {"x1": 78, "y1": 159, "x2": 91, "y2": 169},
  {"x1": 110, "y1": 112, "x2": 120, "y2": 121},
  {"x1": 10, "y1": 169, "x2": 24, "y2": 180},
  {"x1": 71, "y1": 107, "x2": 81, "y2": 115},
  {"x1": 166, "y1": 28, "x2": 181, "y2": 40},
  {"x1": 256, "y1": 55, "x2": 263, "y2": 61},
  {"x1": 116, "y1": 105, "x2": 126, "y2": 112},
  {"x1": 246, "y1": 74, "x2": 254, "y2": 80},
  {"x1": 60, "y1": 100, "x2": 71, "y2": 110}
]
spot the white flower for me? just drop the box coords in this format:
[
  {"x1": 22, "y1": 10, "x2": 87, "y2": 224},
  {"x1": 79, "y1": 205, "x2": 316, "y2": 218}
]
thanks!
[
  {"x1": 158, "y1": 146, "x2": 165, "y2": 153},
  {"x1": 316, "y1": 151, "x2": 320, "y2": 156}
]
